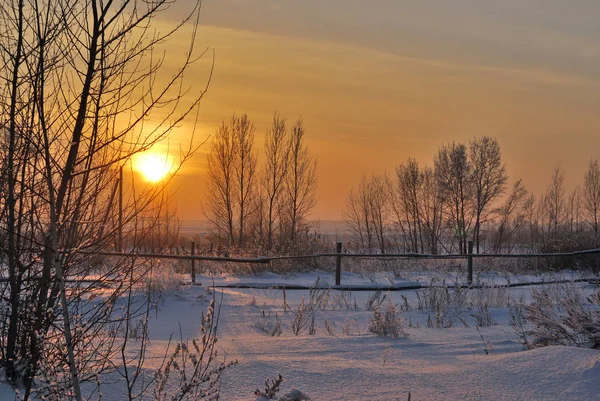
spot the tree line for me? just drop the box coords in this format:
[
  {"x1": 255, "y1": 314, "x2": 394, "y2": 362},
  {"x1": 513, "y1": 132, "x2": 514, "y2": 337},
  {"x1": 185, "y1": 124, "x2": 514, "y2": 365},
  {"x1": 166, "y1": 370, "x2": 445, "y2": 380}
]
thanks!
[
  {"x1": 344, "y1": 137, "x2": 600, "y2": 255},
  {"x1": 204, "y1": 113, "x2": 318, "y2": 254}
]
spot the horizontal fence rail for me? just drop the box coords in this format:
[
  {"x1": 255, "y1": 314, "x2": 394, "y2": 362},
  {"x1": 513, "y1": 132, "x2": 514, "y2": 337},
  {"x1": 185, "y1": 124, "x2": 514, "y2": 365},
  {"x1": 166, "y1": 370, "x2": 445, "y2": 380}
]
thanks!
[
  {"x1": 207, "y1": 277, "x2": 599, "y2": 292},
  {"x1": 69, "y1": 246, "x2": 600, "y2": 261},
  {"x1": 57, "y1": 242, "x2": 600, "y2": 287}
]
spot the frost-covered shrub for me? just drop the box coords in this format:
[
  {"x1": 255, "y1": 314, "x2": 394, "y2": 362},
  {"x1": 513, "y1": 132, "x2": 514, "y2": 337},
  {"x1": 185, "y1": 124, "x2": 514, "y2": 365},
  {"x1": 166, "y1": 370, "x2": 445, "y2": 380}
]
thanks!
[
  {"x1": 308, "y1": 279, "x2": 331, "y2": 310},
  {"x1": 468, "y1": 286, "x2": 509, "y2": 309},
  {"x1": 278, "y1": 389, "x2": 311, "y2": 401},
  {"x1": 365, "y1": 290, "x2": 387, "y2": 311},
  {"x1": 254, "y1": 374, "x2": 311, "y2": 401},
  {"x1": 471, "y1": 304, "x2": 496, "y2": 327},
  {"x1": 255, "y1": 389, "x2": 311, "y2": 401},
  {"x1": 331, "y1": 290, "x2": 354, "y2": 311},
  {"x1": 153, "y1": 299, "x2": 237, "y2": 400},
  {"x1": 426, "y1": 305, "x2": 461, "y2": 328},
  {"x1": 416, "y1": 280, "x2": 467, "y2": 312},
  {"x1": 324, "y1": 319, "x2": 336, "y2": 336},
  {"x1": 508, "y1": 300, "x2": 531, "y2": 349},
  {"x1": 524, "y1": 289, "x2": 600, "y2": 348},
  {"x1": 415, "y1": 282, "x2": 469, "y2": 327},
  {"x1": 368, "y1": 300, "x2": 407, "y2": 338},
  {"x1": 255, "y1": 312, "x2": 283, "y2": 337},
  {"x1": 291, "y1": 298, "x2": 314, "y2": 336},
  {"x1": 255, "y1": 374, "x2": 284, "y2": 399},
  {"x1": 142, "y1": 259, "x2": 182, "y2": 295}
]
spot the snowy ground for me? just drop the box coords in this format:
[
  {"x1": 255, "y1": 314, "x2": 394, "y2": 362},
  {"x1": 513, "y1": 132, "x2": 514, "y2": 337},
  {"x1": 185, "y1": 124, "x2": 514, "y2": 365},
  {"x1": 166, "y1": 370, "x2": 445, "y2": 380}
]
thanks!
[{"x1": 1, "y1": 270, "x2": 599, "y2": 400}]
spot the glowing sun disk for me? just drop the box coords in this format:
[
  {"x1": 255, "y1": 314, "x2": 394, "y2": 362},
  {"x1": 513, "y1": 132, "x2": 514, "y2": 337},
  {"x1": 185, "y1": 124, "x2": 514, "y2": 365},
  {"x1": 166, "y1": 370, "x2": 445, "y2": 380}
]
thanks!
[{"x1": 135, "y1": 152, "x2": 174, "y2": 182}]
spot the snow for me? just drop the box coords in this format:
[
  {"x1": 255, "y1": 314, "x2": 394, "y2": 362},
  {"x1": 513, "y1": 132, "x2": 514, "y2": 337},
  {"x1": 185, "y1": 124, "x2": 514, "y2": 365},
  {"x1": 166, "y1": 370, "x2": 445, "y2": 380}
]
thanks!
[{"x1": 1, "y1": 270, "x2": 599, "y2": 400}]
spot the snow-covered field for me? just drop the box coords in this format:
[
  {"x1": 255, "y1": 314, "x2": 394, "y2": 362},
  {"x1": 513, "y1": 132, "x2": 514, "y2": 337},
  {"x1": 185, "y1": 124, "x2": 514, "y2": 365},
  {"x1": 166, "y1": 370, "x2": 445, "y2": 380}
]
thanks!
[{"x1": 2, "y1": 270, "x2": 599, "y2": 400}]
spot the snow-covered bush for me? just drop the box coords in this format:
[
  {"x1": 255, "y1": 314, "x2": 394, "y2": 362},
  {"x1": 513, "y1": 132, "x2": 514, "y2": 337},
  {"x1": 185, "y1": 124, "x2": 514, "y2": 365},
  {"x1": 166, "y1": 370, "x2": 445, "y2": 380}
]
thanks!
[
  {"x1": 471, "y1": 304, "x2": 496, "y2": 327},
  {"x1": 415, "y1": 280, "x2": 467, "y2": 312},
  {"x1": 524, "y1": 289, "x2": 600, "y2": 348},
  {"x1": 308, "y1": 279, "x2": 331, "y2": 310},
  {"x1": 426, "y1": 305, "x2": 461, "y2": 328},
  {"x1": 324, "y1": 319, "x2": 336, "y2": 336},
  {"x1": 142, "y1": 260, "x2": 182, "y2": 295},
  {"x1": 254, "y1": 374, "x2": 284, "y2": 399},
  {"x1": 508, "y1": 300, "x2": 531, "y2": 349},
  {"x1": 154, "y1": 299, "x2": 237, "y2": 400},
  {"x1": 291, "y1": 298, "x2": 314, "y2": 336},
  {"x1": 365, "y1": 290, "x2": 387, "y2": 311},
  {"x1": 368, "y1": 300, "x2": 407, "y2": 338},
  {"x1": 277, "y1": 389, "x2": 312, "y2": 401},
  {"x1": 254, "y1": 375, "x2": 311, "y2": 401},
  {"x1": 331, "y1": 290, "x2": 355, "y2": 311},
  {"x1": 255, "y1": 312, "x2": 283, "y2": 337},
  {"x1": 468, "y1": 286, "x2": 509, "y2": 309}
]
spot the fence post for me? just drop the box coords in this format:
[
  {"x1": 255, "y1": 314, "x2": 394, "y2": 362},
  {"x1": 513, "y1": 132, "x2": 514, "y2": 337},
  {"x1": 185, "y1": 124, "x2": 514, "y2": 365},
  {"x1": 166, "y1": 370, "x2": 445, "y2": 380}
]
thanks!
[
  {"x1": 335, "y1": 242, "x2": 342, "y2": 286},
  {"x1": 467, "y1": 240, "x2": 473, "y2": 286},
  {"x1": 191, "y1": 241, "x2": 196, "y2": 284}
]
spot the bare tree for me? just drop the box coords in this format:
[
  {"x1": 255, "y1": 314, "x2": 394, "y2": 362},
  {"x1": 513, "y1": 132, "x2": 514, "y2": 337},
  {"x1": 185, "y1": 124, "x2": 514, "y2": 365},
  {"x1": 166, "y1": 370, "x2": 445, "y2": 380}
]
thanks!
[
  {"x1": 205, "y1": 113, "x2": 257, "y2": 248},
  {"x1": 523, "y1": 193, "x2": 540, "y2": 249},
  {"x1": 390, "y1": 159, "x2": 423, "y2": 253},
  {"x1": 469, "y1": 136, "x2": 508, "y2": 253},
  {"x1": 369, "y1": 175, "x2": 391, "y2": 253},
  {"x1": 263, "y1": 113, "x2": 290, "y2": 250},
  {"x1": 206, "y1": 120, "x2": 237, "y2": 247},
  {"x1": 344, "y1": 174, "x2": 389, "y2": 253},
  {"x1": 434, "y1": 142, "x2": 473, "y2": 254},
  {"x1": 343, "y1": 176, "x2": 374, "y2": 251},
  {"x1": 583, "y1": 159, "x2": 600, "y2": 240},
  {"x1": 420, "y1": 166, "x2": 445, "y2": 254},
  {"x1": 283, "y1": 118, "x2": 317, "y2": 242},
  {"x1": 492, "y1": 179, "x2": 529, "y2": 252},
  {"x1": 566, "y1": 186, "x2": 582, "y2": 235},
  {"x1": 233, "y1": 114, "x2": 258, "y2": 248},
  {"x1": 0, "y1": 0, "x2": 210, "y2": 398},
  {"x1": 250, "y1": 185, "x2": 267, "y2": 246},
  {"x1": 544, "y1": 165, "x2": 566, "y2": 238}
]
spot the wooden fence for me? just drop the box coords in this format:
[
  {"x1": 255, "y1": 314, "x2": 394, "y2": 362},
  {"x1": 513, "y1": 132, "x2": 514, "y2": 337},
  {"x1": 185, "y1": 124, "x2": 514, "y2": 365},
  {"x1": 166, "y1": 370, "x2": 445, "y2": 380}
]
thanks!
[{"x1": 75, "y1": 240, "x2": 600, "y2": 286}]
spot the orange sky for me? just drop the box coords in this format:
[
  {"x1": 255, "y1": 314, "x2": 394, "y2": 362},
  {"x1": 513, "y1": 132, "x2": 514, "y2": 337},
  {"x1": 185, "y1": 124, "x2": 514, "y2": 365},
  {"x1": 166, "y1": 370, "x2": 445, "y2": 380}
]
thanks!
[{"x1": 140, "y1": 0, "x2": 600, "y2": 221}]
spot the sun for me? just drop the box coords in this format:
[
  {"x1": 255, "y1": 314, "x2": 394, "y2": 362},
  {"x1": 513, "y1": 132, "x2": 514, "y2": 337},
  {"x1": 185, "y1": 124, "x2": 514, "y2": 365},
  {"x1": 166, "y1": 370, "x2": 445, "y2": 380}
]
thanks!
[{"x1": 134, "y1": 152, "x2": 174, "y2": 183}]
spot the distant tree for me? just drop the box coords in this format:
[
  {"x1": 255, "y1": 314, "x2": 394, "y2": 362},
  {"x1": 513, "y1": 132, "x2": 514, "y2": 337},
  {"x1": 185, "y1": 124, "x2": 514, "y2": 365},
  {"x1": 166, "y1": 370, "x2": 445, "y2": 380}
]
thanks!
[
  {"x1": 369, "y1": 174, "x2": 391, "y2": 254},
  {"x1": 206, "y1": 120, "x2": 237, "y2": 246},
  {"x1": 206, "y1": 113, "x2": 257, "y2": 248},
  {"x1": 435, "y1": 142, "x2": 473, "y2": 254},
  {"x1": 420, "y1": 166, "x2": 445, "y2": 254},
  {"x1": 233, "y1": 114, "x2": 258, "y2": 247},
  {"x1": 583, "y1": 159, "x2": 600, "y2": 240},
  {"x1": 344, "y1": 174, "x2": 389, "y2": 253},
  {"x1": 344, "y1": 176, "x2": 374, "y2": 250},
  {"x1": 283, "y1": 119, "x2": 317, "y2": 242},
  {"x1": 263, "y1": 113, "x2": 290, "y2": 250},
  {"x1": 469, "y1": 136, "x2": 508, "y2": 253},
  {"x1": 251, "y1": 185, "x2": 267, "y2": 246},
  {"x1": 523, "y1": 193, "x2": 540, "y2": 249},
  {"x1": 390, "y1": 159, "x2": 424, "y2": 253},
  {"x1": 492, "y1": 179, "x2": 529, "y2": 252},
  {"x1": 566, "y1": 186, "x2": 583, "y2": 235},
  {"x1": 544, "y1": 165, "x2": 565, "y2": 238}
]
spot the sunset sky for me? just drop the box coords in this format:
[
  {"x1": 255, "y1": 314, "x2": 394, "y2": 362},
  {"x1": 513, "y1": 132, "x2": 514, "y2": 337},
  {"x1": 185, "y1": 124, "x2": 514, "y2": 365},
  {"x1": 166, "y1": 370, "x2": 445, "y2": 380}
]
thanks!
[{"x1": 151, "y1": 0, "x2": 600, "y2": 221}]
